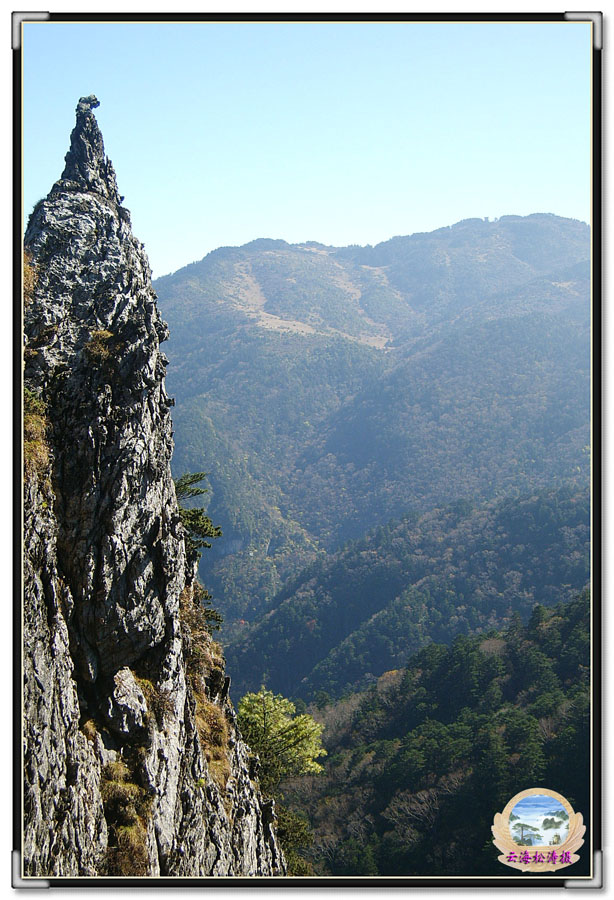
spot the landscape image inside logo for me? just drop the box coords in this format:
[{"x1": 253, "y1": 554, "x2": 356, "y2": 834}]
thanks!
[{"x1": 509, "y1": 795, "x2": 570, "y2": 847}]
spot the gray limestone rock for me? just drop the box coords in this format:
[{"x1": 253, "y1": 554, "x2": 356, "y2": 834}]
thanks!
[
  {"x1": 22, "y1": 98, "x2": 285, "y2": 879},
  {"x1": 23, "y1": 477, "x2": 108, "y2": 877},
  {"x1": 102, "y1": 668, "x2": 149, "y2": 736}
]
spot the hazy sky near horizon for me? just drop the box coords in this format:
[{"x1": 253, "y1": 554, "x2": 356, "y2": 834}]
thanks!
[{"x1": 22, "y1": 18, "x2": 592, "y2": 278}]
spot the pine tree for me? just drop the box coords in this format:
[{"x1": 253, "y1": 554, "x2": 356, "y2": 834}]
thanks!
[
  {"x1": 174, "y1": 472, "x2": 221, "y2": 560},
  {"x1": 238, "y1": 687, "x2": 326, "y2": 796}
]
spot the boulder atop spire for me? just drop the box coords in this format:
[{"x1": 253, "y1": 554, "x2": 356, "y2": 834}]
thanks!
[
  {"x1": 57, "y1": 95, "x2": 121, "y2": 204},
  {"x1": 77, "y1": 94, "x2": 100, "y2": 112}
]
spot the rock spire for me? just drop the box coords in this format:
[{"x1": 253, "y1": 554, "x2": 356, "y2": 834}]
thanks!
[
  {"x1": 57, "y1": 94, "x2": 122, "y2": 204},
  {"x1": 22, "y1": 98, "x2": 285, "y2": 879}
]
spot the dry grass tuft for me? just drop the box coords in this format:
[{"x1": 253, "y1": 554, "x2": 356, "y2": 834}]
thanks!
[
  {"x1": 81, "y1": 719, "x2": 98, "y2": 743},
  {"x1": 107, "y1": 821, "x2": 149, "y2": 876},
  {"x1": 84, "y1": 329, "x2": 114, "y2": 362},
  {"x1": 134, "y1": 675, "x2": 174, "y2": 728},
  {"x1": 101, "y1": 758, "x2": 153, "y2": 876},
  {"x1": 180, "y1": 585, "x2": 232, "y2": 791},
  {"x1": 191, "y1": 685, "x2": 231, "y2": 791},
  {"x1": 24, "y1": 388, "x2": 50, "y2": 480},
  {"x1": 195, "y1": 697, "x2": 229, "y2": 750},
  {"x1": 23, "y1": 251, "x2": 38, "y2": 305}
]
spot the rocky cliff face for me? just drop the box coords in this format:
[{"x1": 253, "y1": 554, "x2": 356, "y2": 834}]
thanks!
[{"x1": 22, "y1": 96, "x2": 285, "y2": 878}]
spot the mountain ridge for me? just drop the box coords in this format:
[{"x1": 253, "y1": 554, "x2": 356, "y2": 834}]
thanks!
[
  {"x1": 155, "y1": 215, "x2": 589, "y2": 646},
  {"x1": 156, "y1": 213, "x2": 589, "y2": 344}
]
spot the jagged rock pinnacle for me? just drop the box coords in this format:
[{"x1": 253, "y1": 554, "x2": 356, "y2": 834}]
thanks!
[
  {"x1": 23, "y1": 97, "x2": 286, "y2": 878},
  {"x1": 57, "y1": 94, "x2": 121, "y2": 205}
]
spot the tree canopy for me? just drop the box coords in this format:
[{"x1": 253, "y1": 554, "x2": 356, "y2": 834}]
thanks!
[
  {"x1": 278, "y1": 590, "x2": 590, "y2": 876},
  {"x1": 238, "y1": 687, "x2": 326, "y2": 795}
]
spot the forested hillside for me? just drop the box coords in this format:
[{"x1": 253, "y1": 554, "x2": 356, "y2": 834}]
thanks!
[
  {"x1": 226, "y1": 486, "x2": 589, "y2": 699},
  {"x1": 155, "y1": 214, "x2": 590, "y2": 644},
  {"x1": 282, "y1": 590, "x2": 590, "y2": 877}
]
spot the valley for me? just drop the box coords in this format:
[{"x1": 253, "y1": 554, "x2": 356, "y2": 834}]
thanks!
[{"x1": 155, "y1": 214, "x2": 590, "y2": 702}]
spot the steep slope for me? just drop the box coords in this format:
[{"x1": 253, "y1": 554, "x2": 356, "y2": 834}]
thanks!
[
  {"x1": 226, "y1": 487, "x2": 590, "y2": 700},
  {"x1": 155, "y1": 217, "x2": 590, "y2": 628},
  {"x1": 289, "y1": 260, "x2": 590, "y2": 544},
  {"x1": 22, "y1": 96, "x2": 285, "y2": 878}
]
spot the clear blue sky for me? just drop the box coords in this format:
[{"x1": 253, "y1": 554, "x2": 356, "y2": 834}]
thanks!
[{"x1": 22, "y1": 19, "x2": 592, "y2": 278}]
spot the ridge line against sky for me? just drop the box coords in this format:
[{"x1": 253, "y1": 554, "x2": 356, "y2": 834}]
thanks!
[{"x1": 23, "y1": 18, "x2": 591, "y2": 278}]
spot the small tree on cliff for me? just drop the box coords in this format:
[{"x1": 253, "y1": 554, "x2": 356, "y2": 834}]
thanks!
[
  {"x1": 238, "y1": 687, "x2": 326, "y2": 796},
  {"x1": 174, "y1": 472, "x2": 222, "y2": 561}
]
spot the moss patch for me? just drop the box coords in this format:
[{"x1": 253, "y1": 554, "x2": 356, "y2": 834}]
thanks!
[{"x1": 23, "y1": 388, "x2": 50, "y2": 480}]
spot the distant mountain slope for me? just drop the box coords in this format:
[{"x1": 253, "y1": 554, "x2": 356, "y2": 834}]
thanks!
[
  {"x1": 225, "y1": 486, "x2": 590, "y2": 700},
  {"x1": 154, "y1": 214, "x2": 590, "y2": 628},
  {"x1": 336, "y1": 214, "x2": 589, "y2": 323},
  {"x1": 158, "y1": 215, "x2": 588, "y2": 347},
  {"x1": 287, "y1": 260, "x2": 589, "y2": 544}
]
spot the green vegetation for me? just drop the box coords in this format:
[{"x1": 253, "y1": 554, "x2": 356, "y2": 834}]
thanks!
[
  {"x1": 151, "y1": 217, "x2": 591, "y2": 876},
  {"x1": 227, "y1": 486, "x2": 589, "y2": 700},
  {"x1": 280, "y1": 590, "x2": 590, "y2": 876},
  {"x1": 238, "y1": 687, "x2": 326, "y2": 873},
  {"x1": 238, "y1": 687, "x2": 326, "y2": 795},
  {"x1": 23, "y1": 387, "x2": 50, "y2": 480},
  {"x1": 155, "y1": 216, "x2": 590, "y2": 639},
  {"x1": 542, "y1": 817, "x2": 565, "y2": 830},
  {"x1": 276, "y1": 805, "x2": 316, "y2": 876},
  {"x1": 512, "y1": 823, "x2": 542, "y2": 845},
  {"x1": 174, "y1": 472, "x2": 222, "y2": 562}
]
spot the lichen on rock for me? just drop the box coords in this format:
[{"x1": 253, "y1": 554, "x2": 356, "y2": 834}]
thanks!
[{"x1": 22, "y1": 97, "x2": 285, "y2": 879}]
